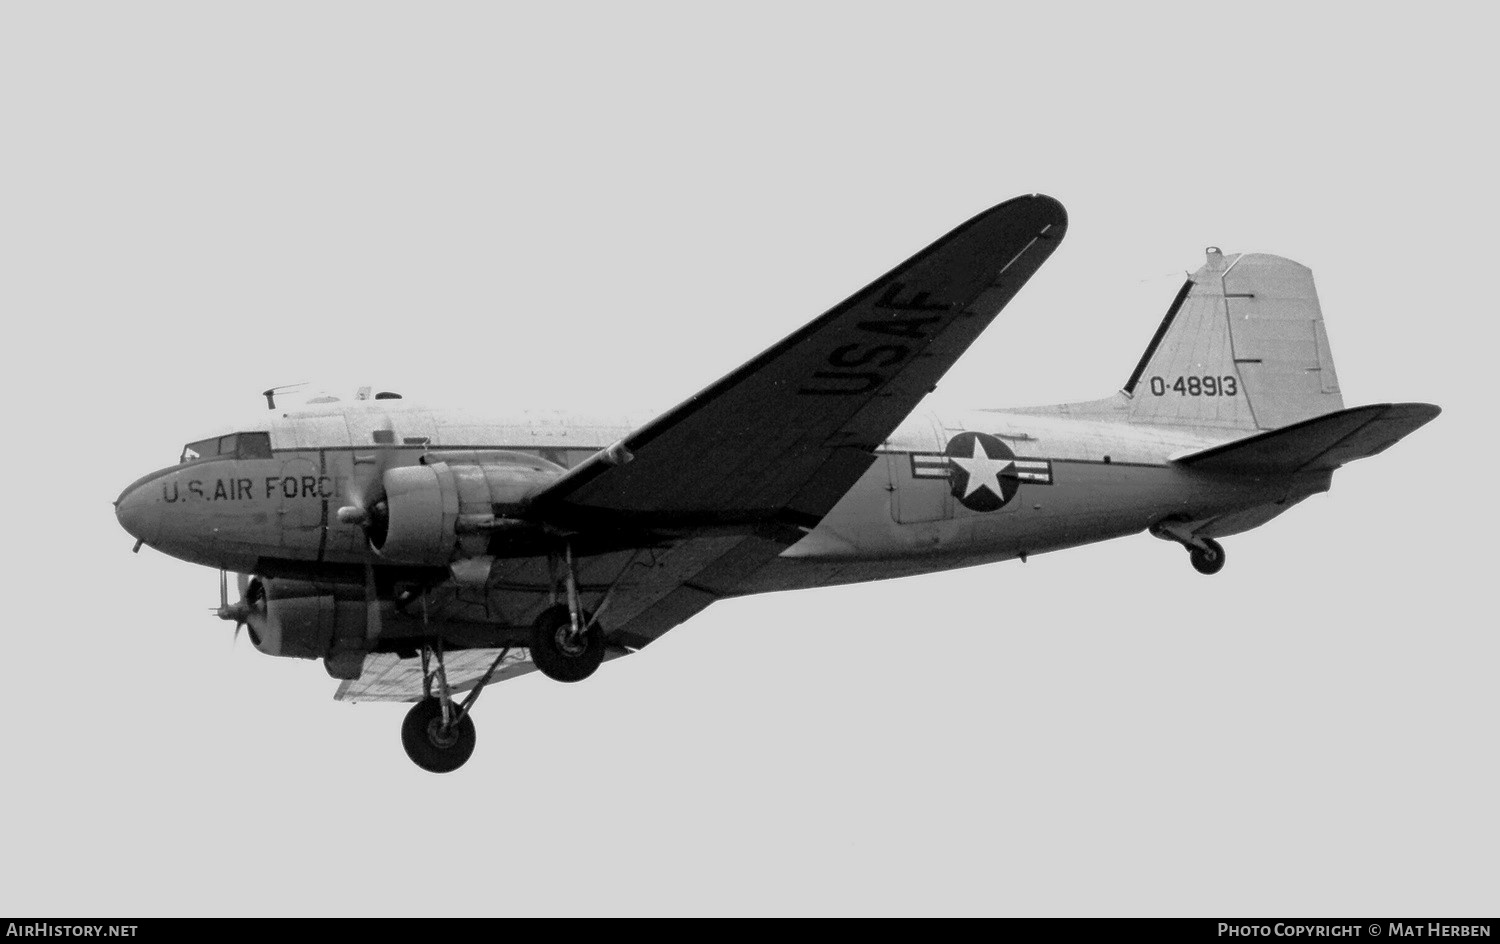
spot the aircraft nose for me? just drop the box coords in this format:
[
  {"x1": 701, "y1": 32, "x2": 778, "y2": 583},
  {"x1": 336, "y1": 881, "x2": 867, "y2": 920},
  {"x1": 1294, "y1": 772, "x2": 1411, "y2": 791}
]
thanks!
[{"x1": 115, "y1": 474, "x2": 163, "y2": 545}]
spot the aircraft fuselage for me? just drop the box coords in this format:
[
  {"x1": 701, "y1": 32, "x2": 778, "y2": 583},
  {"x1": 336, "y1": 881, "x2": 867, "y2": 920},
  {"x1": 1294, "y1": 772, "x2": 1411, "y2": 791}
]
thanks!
[{"x1": 116, "y1": 397, "x2": 1325, "y2": 598}]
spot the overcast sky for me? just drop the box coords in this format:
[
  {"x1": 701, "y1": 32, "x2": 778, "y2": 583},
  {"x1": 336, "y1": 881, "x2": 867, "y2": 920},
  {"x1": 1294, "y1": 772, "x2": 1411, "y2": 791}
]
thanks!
[{"x1": 3, "y1": 2, "x2": 1494, "y2": 917}]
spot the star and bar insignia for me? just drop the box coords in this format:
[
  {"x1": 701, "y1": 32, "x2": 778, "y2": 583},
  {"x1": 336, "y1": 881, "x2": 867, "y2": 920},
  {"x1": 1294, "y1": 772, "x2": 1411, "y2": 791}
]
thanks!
[{"x1": 908, "y1": 431, "x2": 1053, "y2": 511}]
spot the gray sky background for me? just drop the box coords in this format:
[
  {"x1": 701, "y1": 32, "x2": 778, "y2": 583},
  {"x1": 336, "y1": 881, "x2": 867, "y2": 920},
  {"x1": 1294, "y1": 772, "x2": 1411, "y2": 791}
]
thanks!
[{"x1": 2, "y1": 2, "x2": 1495, "y2": 917}]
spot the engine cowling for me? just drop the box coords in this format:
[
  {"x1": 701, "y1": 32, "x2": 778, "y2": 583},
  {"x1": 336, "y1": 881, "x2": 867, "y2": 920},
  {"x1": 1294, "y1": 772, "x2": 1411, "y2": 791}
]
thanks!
[
  {"x1": 241, "y1": 577, "x2": 368, "y2": 660},
  {"x1": 372, "y1": 457, "x2": 563, "y2": 566}
]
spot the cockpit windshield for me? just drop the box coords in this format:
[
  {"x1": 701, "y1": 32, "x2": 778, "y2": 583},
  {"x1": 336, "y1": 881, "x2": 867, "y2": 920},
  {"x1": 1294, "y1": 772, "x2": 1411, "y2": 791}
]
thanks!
[{"x1": 179, "y1": 431, "x2": 273, "y2": 464}]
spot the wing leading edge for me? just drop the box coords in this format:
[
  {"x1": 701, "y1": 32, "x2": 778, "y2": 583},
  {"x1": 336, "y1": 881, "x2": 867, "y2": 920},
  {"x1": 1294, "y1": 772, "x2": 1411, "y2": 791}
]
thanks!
[{"x1": 528, "y1": 195, "x2": 1068, "y2": 534}]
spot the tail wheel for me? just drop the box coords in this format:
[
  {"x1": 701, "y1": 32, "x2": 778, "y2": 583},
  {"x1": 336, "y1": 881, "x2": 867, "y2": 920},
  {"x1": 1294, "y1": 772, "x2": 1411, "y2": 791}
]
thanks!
[
  {"x1": 1190, "y1": 538, "x2": 1226, "y2": 576},
  {"x1": 529, "y1": 604, "x2": 605, "y2": 683},
  {"x1": 401, "y1": 698, "x2": 476, "y2": 773}
]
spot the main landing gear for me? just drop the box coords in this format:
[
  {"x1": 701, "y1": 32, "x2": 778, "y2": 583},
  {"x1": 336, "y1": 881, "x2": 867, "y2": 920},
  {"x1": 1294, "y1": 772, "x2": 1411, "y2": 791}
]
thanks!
[
  {"x1": 402, "y1": 696, "x2": 475, "y2": 773},
  {"x1": 1151, "y1": 522, "x2": 1227, "y2": 576},
  {"x1": 530, "y1": 604, "x2": 605, "y2": 682},
  {"x1": 399, "y1": 541, "x2": 614, "y2": 771},
  {"x1": 400, "y1": 640, "x2": 508, "y2": 774},
  {"x1": 398, "y1": 541, "x2": 610, "y2": 771},
  {"x1": 528, "y1": 541, "x2": 606, "y2": 683}
]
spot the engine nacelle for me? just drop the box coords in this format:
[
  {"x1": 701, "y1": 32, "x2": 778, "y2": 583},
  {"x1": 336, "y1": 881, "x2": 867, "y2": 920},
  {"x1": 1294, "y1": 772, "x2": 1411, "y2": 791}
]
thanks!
[
  {"x1": 373, "y1": 458, "x2": 563, "y2": 566},
  {"x1": 241, "y1": 577, "x2": 367, "y2": 660}
]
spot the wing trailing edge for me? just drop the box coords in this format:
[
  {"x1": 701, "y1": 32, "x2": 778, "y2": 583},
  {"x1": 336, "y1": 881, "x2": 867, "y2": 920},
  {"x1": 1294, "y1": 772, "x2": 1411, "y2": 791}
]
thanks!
[{"x1": 1171, "y1": 402, "x2": 1440, "y2": 474}]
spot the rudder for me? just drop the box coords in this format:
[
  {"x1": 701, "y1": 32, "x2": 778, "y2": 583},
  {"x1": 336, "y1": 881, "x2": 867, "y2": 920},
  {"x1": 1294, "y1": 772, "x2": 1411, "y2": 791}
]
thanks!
[{"x1": 1121, "y1": 248, "x2": 1344, "y2": 431}]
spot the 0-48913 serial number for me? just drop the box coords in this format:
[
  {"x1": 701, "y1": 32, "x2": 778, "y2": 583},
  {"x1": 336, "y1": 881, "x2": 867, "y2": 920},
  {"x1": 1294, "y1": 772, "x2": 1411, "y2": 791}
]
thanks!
[{"x1": 1149, "y1": 375, "x2": 1239, "y2": 397}]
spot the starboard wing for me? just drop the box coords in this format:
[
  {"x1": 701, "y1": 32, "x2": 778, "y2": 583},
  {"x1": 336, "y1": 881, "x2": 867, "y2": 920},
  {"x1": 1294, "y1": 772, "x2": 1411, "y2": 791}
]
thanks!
[{"x1": 527, "y1": 195, "x2": 1067, "y2": 533}]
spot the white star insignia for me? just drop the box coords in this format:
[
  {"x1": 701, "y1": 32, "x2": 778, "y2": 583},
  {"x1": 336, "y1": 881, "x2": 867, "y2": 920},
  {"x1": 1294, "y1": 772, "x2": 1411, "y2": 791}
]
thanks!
[{"x1": 949, "y1": 438, "x2": 1014, "y2": 499}]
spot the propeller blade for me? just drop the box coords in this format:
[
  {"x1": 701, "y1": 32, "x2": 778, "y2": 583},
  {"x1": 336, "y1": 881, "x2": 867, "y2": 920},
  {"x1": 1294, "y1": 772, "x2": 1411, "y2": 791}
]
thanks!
[
  {"x1": 340, "y1": 412, "x2": 396, "y2": 543},
  {"x1": 217, "y1": 571, "x2": 258, "y2": 648},
  {"x1": 215, "y1": 570, "x2": 251, "y2": 624},
  {"x1": 334, "y1": 412, "x2": 396, "y2": 646},
  {"x1": 364, "y1": 554, "x2": 383, "y2": 643}
]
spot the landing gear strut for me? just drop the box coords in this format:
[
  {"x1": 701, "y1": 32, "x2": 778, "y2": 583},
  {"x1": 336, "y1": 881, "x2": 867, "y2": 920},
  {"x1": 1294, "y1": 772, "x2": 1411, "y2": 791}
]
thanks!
[
  {"x1": 400, "y1": 639, "x2": 511, "y2": 773},
  {"x1": 529, "y1": 541, "x2": 606, "y2": 683},
  {"x1": 530, "y1": 604, "x2": 604, "y2": 682},
  {"x1": 397, "y1": 537, "x2": 623, "y2": 769}
]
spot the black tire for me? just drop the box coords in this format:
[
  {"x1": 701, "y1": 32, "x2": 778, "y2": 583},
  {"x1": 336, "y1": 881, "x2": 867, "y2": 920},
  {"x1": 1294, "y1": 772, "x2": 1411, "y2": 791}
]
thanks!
[
  {"x1": 529, "y1": 604, "x2": 605, "y2": 683},
  {"x1": 1190, "y1": 538, "x2": 1226, "y2": 576},
  {"x1": 401, "y1": 698, "x2": 476, "y2": 773}
]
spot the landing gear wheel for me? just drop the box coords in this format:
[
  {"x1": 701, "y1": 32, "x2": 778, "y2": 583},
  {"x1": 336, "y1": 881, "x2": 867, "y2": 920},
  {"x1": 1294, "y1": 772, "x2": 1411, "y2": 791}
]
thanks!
[
  {"x1": 401, "y1": 697, "x2": 476, "y2": 773},
  {"x1": 1190, "y1": 538, "x2": 1226, "y2": 576},
  {"x1": 529, "y1": 604, "x2": 604, "y2": 683}
]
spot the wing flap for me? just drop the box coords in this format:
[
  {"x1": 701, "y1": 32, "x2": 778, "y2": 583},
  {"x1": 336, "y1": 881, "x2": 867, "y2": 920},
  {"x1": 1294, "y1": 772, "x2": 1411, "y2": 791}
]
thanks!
[
  {"x1": 1173, "y1": 402, "x2": 1440, "y2": 474},
  {"x1": 591, "y1": 534, "x2": 791, "y2": 650},
  {"x1": 334, "y1": 645, "x2": 636, "y2": 702},
  {"x1": 334, "y1": 647, "x2": 539, "y2": 703}
]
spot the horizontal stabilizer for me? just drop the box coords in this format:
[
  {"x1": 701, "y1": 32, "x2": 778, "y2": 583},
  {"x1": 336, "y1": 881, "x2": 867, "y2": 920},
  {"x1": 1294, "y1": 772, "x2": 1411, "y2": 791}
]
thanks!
[{"x1": 1172, "y1": 403, "x2": 1440, "y2": 474}]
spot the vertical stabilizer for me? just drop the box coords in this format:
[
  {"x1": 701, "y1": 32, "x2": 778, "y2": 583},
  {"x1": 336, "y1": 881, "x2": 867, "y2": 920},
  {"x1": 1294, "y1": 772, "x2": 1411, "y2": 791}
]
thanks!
[{"x1": 1120, "y1": 249, "x2": 1344, "y2": 431}]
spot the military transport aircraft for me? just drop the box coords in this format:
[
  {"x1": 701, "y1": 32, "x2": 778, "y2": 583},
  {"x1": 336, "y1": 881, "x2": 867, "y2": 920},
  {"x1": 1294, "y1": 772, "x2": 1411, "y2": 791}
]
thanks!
[{"x1": 114, "y1": 195, "x2": 1438, "y2": 772}]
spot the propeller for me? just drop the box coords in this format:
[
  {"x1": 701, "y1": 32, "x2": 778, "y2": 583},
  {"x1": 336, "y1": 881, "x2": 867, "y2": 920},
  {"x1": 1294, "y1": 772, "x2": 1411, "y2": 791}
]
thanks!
[
  {"x1": 336, "y1": 414, "x2": 395, "y2": 540},
  {"x1": 213, "y1": 569, "x2": 261, "y2": 645},
  {"x1": 335, "y1": 413, "x2": 396, "y2": 644}
]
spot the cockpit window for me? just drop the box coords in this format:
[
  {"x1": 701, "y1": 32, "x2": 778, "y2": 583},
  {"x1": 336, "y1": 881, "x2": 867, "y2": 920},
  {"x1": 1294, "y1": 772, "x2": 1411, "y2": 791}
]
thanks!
[
  {"x1": 237, "y1": 431, "x2": 272, "y2": 458},
  {"x1": 179, "y1": 431, "x2": 273, "y2": 463},
  {"x1": 180, "y1": 438, "x2": 214, "y2": 463}
]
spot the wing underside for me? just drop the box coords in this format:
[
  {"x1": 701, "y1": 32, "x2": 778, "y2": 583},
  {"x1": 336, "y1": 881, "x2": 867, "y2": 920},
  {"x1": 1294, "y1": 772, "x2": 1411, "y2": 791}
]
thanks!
[{"x1": 530, "y1": 195, "x2": 1068, "y2": 533}]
